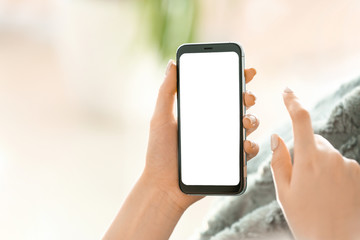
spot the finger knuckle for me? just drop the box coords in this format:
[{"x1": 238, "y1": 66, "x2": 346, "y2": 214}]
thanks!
[
  {"x1": 327, "y1": 150, "x2": 344, "y2": 167},
  {"x1": 346, "y1": 159, "x2": 360, "y2": 172},
  {"x1": 291, "y1": 106, "x2": 310, "y2": 122},
  {"x1": 332, "y1": 150, "x2": 343, "y2": 161},
  {"x1": 353, "y1": 163, "x2": 360, "y2": 176},
  {"x1": 313, "y1": 134, "x2": 323, "y2": 142}
]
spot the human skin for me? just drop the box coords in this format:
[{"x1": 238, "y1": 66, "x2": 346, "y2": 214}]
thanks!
[
  {"x1": 102, "y1": 60, "x2": 259, "y2": 240},
  {"x1": 271, "y1": 88, "x2": 360, "y2": 240}
]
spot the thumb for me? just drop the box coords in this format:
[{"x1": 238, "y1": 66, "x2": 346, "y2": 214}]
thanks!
[
  {"x1": 151, "y1": 60, "x2": 177, "y2": 123},
  {"x1": 270, "y1": 134, "x2": 292, "y2": 199}
]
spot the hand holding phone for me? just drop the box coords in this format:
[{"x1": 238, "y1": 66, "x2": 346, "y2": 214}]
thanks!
[
  {"x1": 103, "y1": 51, "x2": 259, "y2": 240},
  {"x1": 145, "y1": 55, "x2": 258, "y2": 210}
]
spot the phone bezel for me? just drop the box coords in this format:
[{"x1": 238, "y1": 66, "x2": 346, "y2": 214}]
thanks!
[{"x1": 176, "y1": 42, "x2": 246, "y2": 195}]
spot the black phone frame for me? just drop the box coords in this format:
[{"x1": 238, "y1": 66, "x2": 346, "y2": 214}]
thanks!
[{"x1": 176, "y1": 42, "x2": 247, "y2": 195}]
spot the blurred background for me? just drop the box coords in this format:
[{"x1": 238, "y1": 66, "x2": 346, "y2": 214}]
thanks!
[{"x1": 1, "y1": 0, "x2": 360, "y2": 239}]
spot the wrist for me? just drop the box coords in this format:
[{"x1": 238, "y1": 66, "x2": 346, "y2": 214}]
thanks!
[
  {"x1": 139, "y1": 171, "x2": 189, "y2": 218},
  {"x1": 103, "y1": 169, "x2": 186, "y2": 239}
]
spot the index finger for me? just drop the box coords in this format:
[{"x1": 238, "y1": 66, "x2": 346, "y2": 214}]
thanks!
[{"x1": 283, "y1": 87, "x2": 315, "y2": 160}]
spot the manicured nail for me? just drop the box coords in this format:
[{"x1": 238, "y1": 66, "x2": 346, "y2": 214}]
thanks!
[
  {"x1": 250, "y1": 68, "x2": 257, "y2": 75},
  {"x1": 284, "y1": 87, "x2": 293, "y2": 93},
  {"x1": 165, "y1": 59, "x2": 173, "y2": 75},
  {"x1": 244, "y1": 115, "x2": 257, "y2": 127},
  {"x1": 271, "y1": 134, "x2": 279, "y2": 151},
  {"x1": 248, "y1": 90, "x2": 257, "y2": 102}
]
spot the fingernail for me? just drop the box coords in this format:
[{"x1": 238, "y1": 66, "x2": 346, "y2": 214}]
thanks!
[
  {"x1": 165, "y1": 59, "x2": 173, "y2": 76},
  {"x1": 271, "y1": 134, "x2": 279, "y2": 151},
  {"x1": 284, "y1": 87, "x2": 293, "y2": 93},
  {"x1": 248, "y1": 90, "x2": 257, "y2": 102},
  {"x1": 244, "y1": 115, "x2": 257, "y2": 127},
  {"x1": 250, "y1": 141, "x2": 256, "y2": 148}
]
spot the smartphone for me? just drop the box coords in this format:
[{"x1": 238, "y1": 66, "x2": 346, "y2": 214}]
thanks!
[{"x1": 176, "y1": 42, "x2": 246, "y2": 195}]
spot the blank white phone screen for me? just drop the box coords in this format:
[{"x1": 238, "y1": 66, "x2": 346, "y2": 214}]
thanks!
[{"x1": 179, "y1": 51, "x2": 240, "y2": 186}]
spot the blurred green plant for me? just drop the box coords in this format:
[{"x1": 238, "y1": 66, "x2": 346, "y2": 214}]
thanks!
[{"x1": 138, "y1": 0, "x2": 199, "y2": 60}]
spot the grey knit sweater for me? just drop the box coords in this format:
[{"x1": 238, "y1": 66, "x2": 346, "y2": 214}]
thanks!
[{"x1": 193, "y1": 77, "x2": 360, "y2": 240}]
